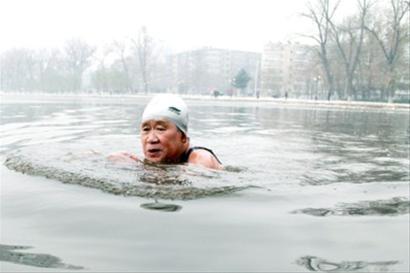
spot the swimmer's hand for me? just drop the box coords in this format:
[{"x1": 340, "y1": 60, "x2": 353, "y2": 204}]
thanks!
[{"x1": 107, "y1": 152, "x2": 141, "y2": 164}]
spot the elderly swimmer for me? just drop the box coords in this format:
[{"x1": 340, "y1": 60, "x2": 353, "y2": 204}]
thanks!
[{"x1": 109, "y1": 94, "x2": 222, "y2": 170}]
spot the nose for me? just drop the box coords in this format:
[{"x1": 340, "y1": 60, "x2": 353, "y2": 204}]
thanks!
[{"x1": 146, "y1": 130, "x2": 159, "y2": 143}]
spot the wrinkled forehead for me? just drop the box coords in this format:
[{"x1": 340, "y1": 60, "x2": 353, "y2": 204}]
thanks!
[{"x1": 140, "y1": 118, "x2": 176, "y2": 127}]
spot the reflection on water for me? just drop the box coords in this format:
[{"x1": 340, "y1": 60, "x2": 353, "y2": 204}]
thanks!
[
  {"x1": 1, "y1": 98, "x2": 408, "y2": 198},
  {"x1": 1, "y1": 99, "x2": 408, "y2": 190},
  {"x1": 298, "y1": 109, "x2": 409, "y2": 185},
  {"x1": 140, "y1": 201, "x2": 182, "y2": 212},
  {"x1": 292, "y1": 197, "x2": 410, "y2": 216},
  {"x1": 296, "y1": 256, "x2": 398, "y2": 272},
  {"x1": 1, "y1": 95, "x2": 409, "y2": 271},
  {"x1": 0, "y1": 102, "x2": 140, "y2": 154},
  {"x1": 0, "y1": 244, "x2": 83, "y2": 270},
  {"x1": 302, "y1": 131, "x2": 409, "y2": 185}
]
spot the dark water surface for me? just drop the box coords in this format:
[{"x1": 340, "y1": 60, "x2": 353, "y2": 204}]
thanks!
[{"x1": 1, "y1": 94, "x2": 409, "y2": 272}]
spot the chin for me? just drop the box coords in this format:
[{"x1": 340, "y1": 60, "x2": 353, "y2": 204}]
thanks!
[{"x1": 144, "y1": 156, "x2": 164, "y2": 164}]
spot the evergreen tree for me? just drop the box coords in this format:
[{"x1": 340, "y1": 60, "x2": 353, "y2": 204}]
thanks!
[{"x1": 232, "y1": 68, "x2": 251, "y2": 94}]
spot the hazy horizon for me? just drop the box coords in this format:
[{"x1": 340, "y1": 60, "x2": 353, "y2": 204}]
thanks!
[{"x1": 0, "y1": 0, "x2": 360, "y2": 54}]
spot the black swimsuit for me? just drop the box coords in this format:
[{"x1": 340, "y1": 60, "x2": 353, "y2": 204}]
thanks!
[{"x1": 181, "y1": 146, "x2": 222, "y2": 164}]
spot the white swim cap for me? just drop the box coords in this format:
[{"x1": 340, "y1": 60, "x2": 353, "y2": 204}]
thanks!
[{"x1": 141, "y1": 94, "x2": 189, "y2": 134}]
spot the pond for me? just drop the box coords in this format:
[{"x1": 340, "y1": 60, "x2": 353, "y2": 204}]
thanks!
[{"x1": 1, "y1": 94, "x2": 409, "y2": 272}]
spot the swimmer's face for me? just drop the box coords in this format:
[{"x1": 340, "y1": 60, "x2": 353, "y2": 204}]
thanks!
[{"x1": 140, "y1": 119, "x2": 188, "y2": 163}]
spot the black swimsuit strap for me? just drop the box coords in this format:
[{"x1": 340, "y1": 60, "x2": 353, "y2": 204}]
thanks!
[{"x1": 181, "y1": 146, "x2": 222, "y2": 164}]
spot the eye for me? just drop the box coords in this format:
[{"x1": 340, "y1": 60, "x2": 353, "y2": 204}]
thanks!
[
  {"x1": 141, "y1": 126, "x2": 150, "y2": 132},
  {"x1": 156, "y1": 126, "x2": 166, "y2": 131}
]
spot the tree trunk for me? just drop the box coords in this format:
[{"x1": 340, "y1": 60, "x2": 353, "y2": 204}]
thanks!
[
  {"x1": 321, "y1": 53, "x2": 335, "y2": 100},
  {"x1": 386, "y1": 65, "x2": 396, "y2": 103}
]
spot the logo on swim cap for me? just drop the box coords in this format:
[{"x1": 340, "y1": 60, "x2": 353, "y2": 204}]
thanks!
[
  {"x1": 141, "y1": 94, "x2": 189, "y2": 134},
  {"x1": 168, "y1": 107, "x2": 181, "y2": 115}
]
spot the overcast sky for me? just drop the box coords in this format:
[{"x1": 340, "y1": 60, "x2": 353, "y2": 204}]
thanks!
[{"x1": 0, "y1": 0, "x2": 357, "y2": 53}]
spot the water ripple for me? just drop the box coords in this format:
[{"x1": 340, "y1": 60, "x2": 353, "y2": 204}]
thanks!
[
  {"x1": 292, "y1": 197, "x2": 410, "y2": 216},
  {"x1": 0, "y1": 244, "x2": 83, "y2": 270},
  {"x1": 296, "y1": 255, "x2": 399, "y2": 272}
]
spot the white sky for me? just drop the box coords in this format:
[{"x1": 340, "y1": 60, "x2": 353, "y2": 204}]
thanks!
[{"x1": 0, "y1": 0, "x2": 358, "y2": 53}]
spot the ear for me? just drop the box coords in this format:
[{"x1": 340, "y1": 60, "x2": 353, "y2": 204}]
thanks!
[{"x1": 181, "y1": 133, "x2": 189, "y2": 143}]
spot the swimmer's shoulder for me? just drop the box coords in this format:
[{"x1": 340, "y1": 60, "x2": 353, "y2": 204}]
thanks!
[{"x1": 187, "y1": 148, "x2": 223, "y2": 170}]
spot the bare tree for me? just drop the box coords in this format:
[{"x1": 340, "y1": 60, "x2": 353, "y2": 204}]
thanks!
[
  {"x1": 0, "y1": 48, "x2": 37, "y2": 91},
  {"x1": 63, "y1": 39, "x2": 95, "y2": 92},
  {"x1": 36, "y1": 49, "x2": 61, "y2": 92},
  {"x1": 328, "y1": 0, "x2": 372, "y2": 100},
  {"x1": 301, "y1": 0, "x2": 340, "y2": 100},
  {"x1": 132, "y1": 26, "x2": 154, "y2": 93},
  {"x1": 0, "y1": 53, "x2": 4, "y2": 90},
  {"x1": 356, "y1": 34, "x2": 381, "y2": 99},
  {"x1": 111, "y1": 40, "x2": 133, "y2": 92},
  {"x1": 365, "y1": 0, "x2": 409, "y2": 102},
  {"x1": 93, "y1": 46, "x2": 113, "y2": 92}
]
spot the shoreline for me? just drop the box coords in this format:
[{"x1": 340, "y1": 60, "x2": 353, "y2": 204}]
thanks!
[{"x1": 1, "y1": 91, "x2": 409, "y2": 111}]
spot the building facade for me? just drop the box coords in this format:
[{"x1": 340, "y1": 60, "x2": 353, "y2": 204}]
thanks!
[
  {"x1": 260, "y1": 41, "x2": 314, "y2": 98},
  {"x1": 169, "y1": 47, "x2": 261, "y2": 96}
]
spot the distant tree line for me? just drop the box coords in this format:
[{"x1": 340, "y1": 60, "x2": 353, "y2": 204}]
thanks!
[
  {"x1": 302, "y1": 0, "x2": 409, "y2": 102},
  {"x1": 1, "y1": 1, "x2": 409, "y2": 103},
  {"x1": 0, "y1": 39, "x2": 93, "y2": 93},
  {"x1": 0, "y1": 32, "x2": 257, "y2": 97},
  {"x1": 0, "y1": 26, "x2": 169, "y2": 94}
]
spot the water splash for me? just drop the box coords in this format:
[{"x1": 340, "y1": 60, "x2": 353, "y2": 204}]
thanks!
[{"x1": 4, "y1": 145, "x2": 251, "y2": 200}]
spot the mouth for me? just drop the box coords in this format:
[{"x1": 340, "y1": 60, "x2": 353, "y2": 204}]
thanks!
[{"x1": 147, "y1": 148, "x2": 162, "y2": 158}]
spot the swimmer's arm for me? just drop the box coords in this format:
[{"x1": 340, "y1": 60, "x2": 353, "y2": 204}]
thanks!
[
  {"x1": 107, "y1": 151, "x2": 141, "y2": 163},
  {"x1": 188, "y1": 150, "x2": 223, "y2": 170}
]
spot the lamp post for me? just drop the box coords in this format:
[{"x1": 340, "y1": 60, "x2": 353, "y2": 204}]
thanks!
[
  {"x1": 254, "y1": 60, "x2": 259, "y2": 98},
  {"x1": 312, "y1": 77, "x2": 317, "y2": 100},
  {"x1": 312, "y1": 75, "x2": 321, "y2": 100}
]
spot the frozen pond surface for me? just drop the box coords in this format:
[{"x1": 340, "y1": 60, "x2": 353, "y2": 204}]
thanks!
[{"x1": 1, "y1": 94, "x2": 409, "y2": 272}]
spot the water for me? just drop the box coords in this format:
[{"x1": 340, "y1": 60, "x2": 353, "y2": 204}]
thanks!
[{"x1": 1, "y1": 94, "x2": 409, "y2": 272}]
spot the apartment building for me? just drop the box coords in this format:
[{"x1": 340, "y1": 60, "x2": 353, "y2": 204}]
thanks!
[
  {"x1": 260, "y1": 41, "x2": 314, "y2": 98},
  {"x1": 169, "y1": 47, "x2": 261, "y2": 95}
]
